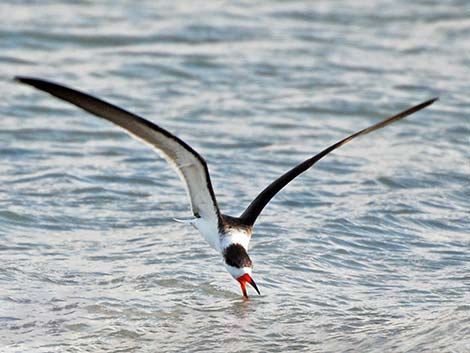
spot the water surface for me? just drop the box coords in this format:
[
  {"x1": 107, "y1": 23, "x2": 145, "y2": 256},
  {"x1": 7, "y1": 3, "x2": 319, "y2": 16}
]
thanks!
[{"x1": 1, "y1": 1, "x2": 469, "y2": 352}]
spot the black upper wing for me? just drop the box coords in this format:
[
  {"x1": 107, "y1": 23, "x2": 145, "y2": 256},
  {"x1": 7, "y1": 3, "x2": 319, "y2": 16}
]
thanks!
[{"x1": 239, "y1": 98, "x2": 438, "y2": 226}]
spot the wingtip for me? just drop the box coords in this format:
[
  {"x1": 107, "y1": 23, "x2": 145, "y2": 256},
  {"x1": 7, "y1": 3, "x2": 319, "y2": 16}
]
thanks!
[
  {"x1": 416, "y1": 97, "x2": 438, "y2": 111},
  {"x1": 15, "y1": 77, "x2": 56, "y2": 92},
  {"x1": 14, "y1": 76, "x2": 34, "y2": 85},
  {"x1": 426, "y1": 97, "x2": 439, "y2": 106}
]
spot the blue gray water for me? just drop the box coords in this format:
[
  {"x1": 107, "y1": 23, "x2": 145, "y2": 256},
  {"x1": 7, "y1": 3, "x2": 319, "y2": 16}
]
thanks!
[{"x1": 1, "y1": 1, "x2": 469, "y2": 352}]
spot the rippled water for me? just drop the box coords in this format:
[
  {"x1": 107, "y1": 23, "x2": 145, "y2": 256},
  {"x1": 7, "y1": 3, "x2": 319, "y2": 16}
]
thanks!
[{"x1": 1, "y1": 1, "x2": 469, "y2": 352}]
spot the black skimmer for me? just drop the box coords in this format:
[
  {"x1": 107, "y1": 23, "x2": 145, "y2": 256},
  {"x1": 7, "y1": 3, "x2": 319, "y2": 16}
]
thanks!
[{"x1": 15, "y1": 76, "x2": 437, "y2": 298}]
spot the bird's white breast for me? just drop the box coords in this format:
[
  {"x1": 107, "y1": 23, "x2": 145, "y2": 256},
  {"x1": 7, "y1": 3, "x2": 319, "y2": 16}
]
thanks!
[
  {"x1": 193, "y1": 218, "x2": 251, "y2": 254},
  {"x1": 220, "y1": 228, "x2": 251, "y2": 252}
]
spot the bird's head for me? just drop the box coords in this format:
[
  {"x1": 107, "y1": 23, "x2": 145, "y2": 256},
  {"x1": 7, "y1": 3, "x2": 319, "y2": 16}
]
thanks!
[{"x1": 223, "y1": 243, "x2": 260, "y2": 299}]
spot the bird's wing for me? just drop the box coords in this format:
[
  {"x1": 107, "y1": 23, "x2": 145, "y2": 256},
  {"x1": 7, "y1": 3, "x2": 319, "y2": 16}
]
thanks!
[
  {"x1": 239, "y1": 98, "x2": 438, "y2": 226},
  {"x1": 16, "y1": 76, "x2": 220, "y2": 223}
]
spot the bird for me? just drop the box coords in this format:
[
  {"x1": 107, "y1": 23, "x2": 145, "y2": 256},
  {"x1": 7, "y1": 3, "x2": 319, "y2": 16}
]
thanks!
[{"x1": 15, "y1": 76, "x2": 437, "y2": 298}]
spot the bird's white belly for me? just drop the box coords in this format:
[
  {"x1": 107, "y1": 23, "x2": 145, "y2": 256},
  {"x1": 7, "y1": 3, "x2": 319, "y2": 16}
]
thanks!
[{"x1": 194, "y1": 218, "x2": 221, "y2": 253}]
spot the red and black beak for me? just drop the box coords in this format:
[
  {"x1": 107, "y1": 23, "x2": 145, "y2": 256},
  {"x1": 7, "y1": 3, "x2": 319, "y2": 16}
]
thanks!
[{"x1": 237, "y1": 273, "x2": 261, "y2": 299}]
